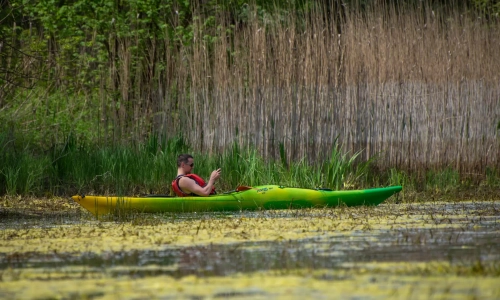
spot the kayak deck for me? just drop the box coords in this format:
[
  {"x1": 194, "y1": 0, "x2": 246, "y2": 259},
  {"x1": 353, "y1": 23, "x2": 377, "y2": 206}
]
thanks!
[{"x1": 71, "y1": 185, "x2": 402, "y2": 216}]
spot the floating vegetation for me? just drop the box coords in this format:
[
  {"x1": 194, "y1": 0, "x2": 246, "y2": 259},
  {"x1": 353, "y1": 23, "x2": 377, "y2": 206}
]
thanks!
[
  {"x1": 0, "y1": 196, "x2": 499, "y2": 299},
  {"x1": 1, "y1": 266, "x2": 499, "y2": 300}
]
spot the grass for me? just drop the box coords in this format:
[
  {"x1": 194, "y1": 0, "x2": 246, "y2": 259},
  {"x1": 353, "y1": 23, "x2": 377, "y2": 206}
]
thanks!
[
  {"x1": 1, "y1": 133, "x2": 499, "y2": 198},
  {"x1": 0, "y1": 133, "x2": 370, "y2": 197},
  {"x1": 2, "y1": 1, "x2": 499, "y2": 179}
]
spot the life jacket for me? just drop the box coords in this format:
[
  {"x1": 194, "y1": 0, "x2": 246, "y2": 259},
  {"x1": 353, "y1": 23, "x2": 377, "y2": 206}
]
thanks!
[{"x1": 171, "y1": 174, "x2": 216, "y2": 197}]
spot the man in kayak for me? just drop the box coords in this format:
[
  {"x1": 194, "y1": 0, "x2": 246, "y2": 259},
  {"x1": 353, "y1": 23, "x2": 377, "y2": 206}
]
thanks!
[{"x1": 172, "y1": 154, "x2": 221, "y2": 196}]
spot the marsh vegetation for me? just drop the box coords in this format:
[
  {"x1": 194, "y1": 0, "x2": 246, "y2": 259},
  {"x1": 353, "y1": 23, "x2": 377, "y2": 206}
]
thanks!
[
  {"x1": 1, "y1": 1, "x2": 499, "y2": 298},
  {"x1": 1, "y1": 196, "x2": 499, "y2": 299},
  {"x1": 1, "y1": 1, "x2": 499, "y2": 192}
]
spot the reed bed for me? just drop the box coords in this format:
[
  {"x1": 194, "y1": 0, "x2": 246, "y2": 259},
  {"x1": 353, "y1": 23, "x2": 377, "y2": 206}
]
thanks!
[
  {"x1": 1, "y1": 132, "x2": 498, "y2": 197},
  {"x1": 1, "y1": 1, "x2": 499, "y2": 188},
  {"x1": 204, "y1": 2, "x2": 500, "y2": 173},
  {"x1": 0, "y1": 133, "x2": 374, "y2": 196}
]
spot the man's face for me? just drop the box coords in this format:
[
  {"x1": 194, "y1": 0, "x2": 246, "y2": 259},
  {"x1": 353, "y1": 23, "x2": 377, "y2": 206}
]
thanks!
[{"x1": 183, "y1": 158, "x2": 194, "y2": 174}]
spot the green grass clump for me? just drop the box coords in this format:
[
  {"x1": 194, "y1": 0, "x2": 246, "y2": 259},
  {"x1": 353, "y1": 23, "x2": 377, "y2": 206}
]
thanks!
[
  {"x1": 0, "y1": 134, "x2": 374, "y2": 197},
  {"x1": 1, "y1": 132, "x2": 499, "y2": 198}
]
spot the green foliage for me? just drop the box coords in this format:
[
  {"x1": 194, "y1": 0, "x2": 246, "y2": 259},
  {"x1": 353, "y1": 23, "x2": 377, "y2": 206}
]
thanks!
[
  {"x1": 470, "y1": 0, "x2": 500, "y2": 18},
  {"x1": 1, "y1": 0, "x2": 498, "y2": 198},
  {"x1": 485, "y1": 167, "x2": 500, "y2": 187},
  {"x1": 322, "y1": 143, "x2": 365, "y2": 191},
  {"x1": 1, "y1": 131, "x2": 376, "y2": 196},
  {"x1": 0, "y1": 145, "x2": 49, "y2": 196},
  {"x1": 2, "y1": 0, "x2": 195, "y2": 95},
  {"x1": 425, "y1": 168, "x2": 460, "y2": 192},
  {"x1": 1, "y1": 131, "x2": 499, "y2": 197},
  {"x1": 387, "y1": 168, "x2": 417, "y2": 193},
  {"x1": 0, "y1": 88, "x2": 100, "y2": 149}
]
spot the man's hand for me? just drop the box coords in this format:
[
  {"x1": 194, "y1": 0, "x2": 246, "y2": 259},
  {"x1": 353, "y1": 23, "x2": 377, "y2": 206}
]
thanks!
[{"x1": 209, "y1": 168, "x2": 221, "y2": 183}]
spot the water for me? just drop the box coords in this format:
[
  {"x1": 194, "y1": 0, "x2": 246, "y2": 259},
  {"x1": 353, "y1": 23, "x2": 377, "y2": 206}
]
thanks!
[{"x1": 0, "y1": 200, "x2": 499, "y2": 299}]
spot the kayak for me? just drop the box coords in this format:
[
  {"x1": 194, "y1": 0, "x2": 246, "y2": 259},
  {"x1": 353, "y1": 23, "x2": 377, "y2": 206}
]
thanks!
[{"x1": 71, "y1": 185, "x2": 402, "y2": 216}]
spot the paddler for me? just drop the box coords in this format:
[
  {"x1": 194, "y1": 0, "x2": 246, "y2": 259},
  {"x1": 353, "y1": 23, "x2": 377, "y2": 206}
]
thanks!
[{"x1": 171, "y1": 154, "x2": 221, "y2": 196}]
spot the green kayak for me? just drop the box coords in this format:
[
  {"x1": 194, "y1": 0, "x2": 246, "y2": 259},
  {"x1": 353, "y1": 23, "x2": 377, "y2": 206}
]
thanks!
[{"x1": 71, "y1": 185, "x2": 402, "y2": 216}]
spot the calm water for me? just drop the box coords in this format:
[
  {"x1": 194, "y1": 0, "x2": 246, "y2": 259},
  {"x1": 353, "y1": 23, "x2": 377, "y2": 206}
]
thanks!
[{"x1": 1, "y1": 200, "x2": 499, "y2": 299}]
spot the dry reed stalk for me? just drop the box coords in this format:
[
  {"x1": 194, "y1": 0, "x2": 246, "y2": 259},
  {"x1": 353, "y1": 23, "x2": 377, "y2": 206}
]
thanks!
[
  {"x1": 197, "y1": 3, "x2": 498, "y2": 174},
  {"x1": 11, "y1": 2, "x2": 498, "y2": 174}
]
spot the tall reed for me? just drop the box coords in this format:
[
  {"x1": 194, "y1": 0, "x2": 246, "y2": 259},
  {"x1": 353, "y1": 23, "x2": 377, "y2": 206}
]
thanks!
[
  {"x1": 2, "y1": 1, "x2": 499, "y2": 178},
  {"x1": 0, "y1": 133, "x2": 377, "y2": 196}
]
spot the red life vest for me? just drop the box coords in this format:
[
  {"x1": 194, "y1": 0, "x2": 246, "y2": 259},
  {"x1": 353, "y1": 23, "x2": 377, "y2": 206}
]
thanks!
[{"x1": 171, "y1": 174, "x2": 216, "y2": 197}]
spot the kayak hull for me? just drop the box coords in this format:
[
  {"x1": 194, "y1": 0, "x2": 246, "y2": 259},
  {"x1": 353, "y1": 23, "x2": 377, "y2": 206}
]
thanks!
[{"x1": 71, "y1": 185, "x2": 402, "y2": 216}]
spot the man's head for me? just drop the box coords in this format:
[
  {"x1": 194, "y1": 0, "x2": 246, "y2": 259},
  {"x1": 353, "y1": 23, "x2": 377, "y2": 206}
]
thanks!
[{"x1": 177, "y1": 154, "x2": 194, "y2": 173}]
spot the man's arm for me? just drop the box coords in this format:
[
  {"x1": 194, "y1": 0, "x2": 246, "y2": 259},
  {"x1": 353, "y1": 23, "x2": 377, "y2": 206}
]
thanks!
[{"x1": 179, "y1": 169, "x2": 221, "y2": 196}]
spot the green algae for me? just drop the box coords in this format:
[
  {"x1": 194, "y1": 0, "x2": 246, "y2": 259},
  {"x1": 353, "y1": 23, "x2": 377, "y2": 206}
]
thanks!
[
  {"x1": 1, "y1": 268, "x2": 499, "y2": 300},
  {"x1": 0, "y1": 198, "x2": 499, "y2": 299}
]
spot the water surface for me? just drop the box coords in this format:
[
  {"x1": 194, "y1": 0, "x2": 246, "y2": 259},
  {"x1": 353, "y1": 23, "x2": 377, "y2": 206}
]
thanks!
[{"x1": 0, "y1": 199, "x2": 499, "y2": 299}]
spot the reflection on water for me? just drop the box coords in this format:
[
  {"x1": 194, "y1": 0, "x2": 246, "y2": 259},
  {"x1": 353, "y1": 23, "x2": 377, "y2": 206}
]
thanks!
[
  {"x1": 0, "y1": 200, "x2": 499, "y2": 299},
  {"x1": 2, "y1": 227, "x2": 498, "y2": 279}
]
